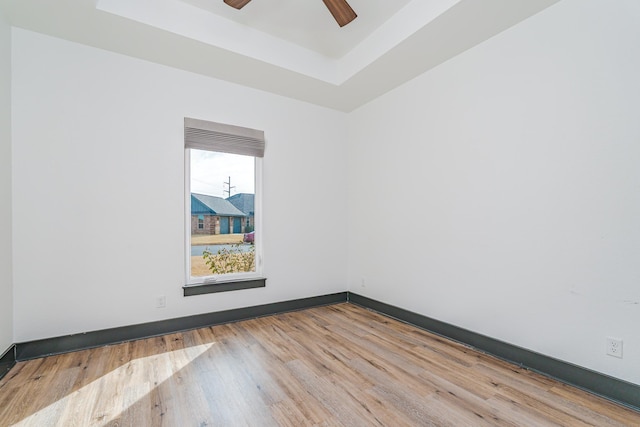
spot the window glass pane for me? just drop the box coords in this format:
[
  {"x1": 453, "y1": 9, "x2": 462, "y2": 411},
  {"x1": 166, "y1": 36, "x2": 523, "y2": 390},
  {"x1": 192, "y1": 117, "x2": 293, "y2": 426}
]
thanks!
[{"x1": 189, "y1": 149, "x2": 256, "y2": 278}]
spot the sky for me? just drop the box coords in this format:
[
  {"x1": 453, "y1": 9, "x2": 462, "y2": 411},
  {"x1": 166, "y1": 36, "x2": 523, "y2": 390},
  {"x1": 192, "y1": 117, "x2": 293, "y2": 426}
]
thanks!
[{"x1": 190, "y1": 149, "x2": 255, "y2": 198}]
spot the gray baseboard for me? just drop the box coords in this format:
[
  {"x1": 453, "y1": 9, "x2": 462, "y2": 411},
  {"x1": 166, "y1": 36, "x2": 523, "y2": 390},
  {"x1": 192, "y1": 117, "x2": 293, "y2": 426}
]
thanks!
[
  {"x1": 15, "y1": 292, "x2": 347, "y2": 361},
  {"x1": 348, "y1": 292, "x2": 640, "y2": 412},
  {"x1": 0, "y1": 344, "x2": 16, "y2": 381}
]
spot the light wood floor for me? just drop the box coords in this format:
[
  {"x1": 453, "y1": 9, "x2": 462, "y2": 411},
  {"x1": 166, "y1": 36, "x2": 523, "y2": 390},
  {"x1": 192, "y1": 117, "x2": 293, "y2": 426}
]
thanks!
[{"x1": 0, "y1": 303, "x2": 638, "y2": 426}]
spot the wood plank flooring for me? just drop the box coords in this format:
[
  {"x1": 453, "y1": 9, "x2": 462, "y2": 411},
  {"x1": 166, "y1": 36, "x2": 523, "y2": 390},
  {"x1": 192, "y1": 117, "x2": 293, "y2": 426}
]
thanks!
[{"x1": 0, "y1": 303, "x2": 638, "y2": 426}]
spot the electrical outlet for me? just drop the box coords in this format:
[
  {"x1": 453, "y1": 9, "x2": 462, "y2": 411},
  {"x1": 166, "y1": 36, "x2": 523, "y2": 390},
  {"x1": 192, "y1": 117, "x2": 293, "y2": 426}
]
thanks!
[
  {"x1": 155, "y1": 295, "x2": 166, "y2": 309},
  {"x1": 360, "y1": 278, "x2": 366, "y2": 288},
  {"x1": 606, "y1": 337, "x2": 623, "y2": 358}
]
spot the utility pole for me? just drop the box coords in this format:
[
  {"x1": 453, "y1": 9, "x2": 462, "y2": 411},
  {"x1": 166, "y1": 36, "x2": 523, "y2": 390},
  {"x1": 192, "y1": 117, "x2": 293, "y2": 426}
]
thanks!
[{"x1": 223, "y1": 176, "x2": 235, "y2": 198}]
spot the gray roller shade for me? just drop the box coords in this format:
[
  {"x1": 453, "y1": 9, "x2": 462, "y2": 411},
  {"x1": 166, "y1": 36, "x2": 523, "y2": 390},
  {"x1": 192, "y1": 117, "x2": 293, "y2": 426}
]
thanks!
[{"x1": 185, "y1": 117, "x2": 265, "y2": 157}]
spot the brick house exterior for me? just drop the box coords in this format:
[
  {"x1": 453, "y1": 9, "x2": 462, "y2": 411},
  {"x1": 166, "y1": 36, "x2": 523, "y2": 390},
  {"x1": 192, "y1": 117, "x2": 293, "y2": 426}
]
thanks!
[
  {"x1": 226, "y1": 193, "x2": 255, "y2": 230},
  {"x1": 191, "y1": 193, "x2": 248, "y2": 235}
]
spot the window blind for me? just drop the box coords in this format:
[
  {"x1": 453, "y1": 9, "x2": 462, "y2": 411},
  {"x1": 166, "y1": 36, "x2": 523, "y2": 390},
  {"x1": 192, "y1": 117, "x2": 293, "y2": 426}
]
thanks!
[{"x1": 184, "y1": 117, "x2": 265, "y2": 157}]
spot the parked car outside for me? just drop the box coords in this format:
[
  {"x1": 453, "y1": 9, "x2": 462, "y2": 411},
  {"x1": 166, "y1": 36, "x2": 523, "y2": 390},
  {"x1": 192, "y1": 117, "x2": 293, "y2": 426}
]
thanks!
[{"x1": 243, "y1": 231, "x2": 255, "y2": 244}]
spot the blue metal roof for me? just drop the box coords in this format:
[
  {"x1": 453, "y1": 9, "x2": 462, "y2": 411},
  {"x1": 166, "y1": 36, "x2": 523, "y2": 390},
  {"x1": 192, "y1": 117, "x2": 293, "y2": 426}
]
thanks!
[
  {"x1": 227, "y1": 193, "x2": 255, "y2": 216},
  {"x1": 191, "y1": 193, "x2": 247, "y2": 217}
]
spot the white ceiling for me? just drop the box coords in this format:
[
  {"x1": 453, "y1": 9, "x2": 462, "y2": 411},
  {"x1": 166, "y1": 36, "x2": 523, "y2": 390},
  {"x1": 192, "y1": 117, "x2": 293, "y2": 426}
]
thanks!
[
  {"x1": 1, "y1": 0, "x2": 561, "y2": 111},
  {"x1": 180, "y1": 0, "x2": 413, "y2": 58}
]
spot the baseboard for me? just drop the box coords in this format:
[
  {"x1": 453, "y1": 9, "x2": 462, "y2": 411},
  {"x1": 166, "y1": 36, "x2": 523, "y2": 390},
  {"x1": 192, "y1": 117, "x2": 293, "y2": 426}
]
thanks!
[
  {"x1": 348, "y1": 292, "x2": 640, "y2": 412},
  {"x1": 0, "y1": 344, "x2": 16, "y2": 381},
  {"x1": 15, "y1": 292, "x2": 348, "y2": 361}
]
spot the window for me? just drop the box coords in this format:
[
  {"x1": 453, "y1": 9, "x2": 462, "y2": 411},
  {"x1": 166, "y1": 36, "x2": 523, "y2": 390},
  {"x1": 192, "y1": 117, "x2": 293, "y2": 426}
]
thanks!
[{"x1": 184, "y1": 118, "x2": 265, "y2": 294}]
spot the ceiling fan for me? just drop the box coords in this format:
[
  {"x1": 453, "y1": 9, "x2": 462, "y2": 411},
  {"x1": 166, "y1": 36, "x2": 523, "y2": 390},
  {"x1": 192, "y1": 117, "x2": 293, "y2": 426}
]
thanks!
[{"x1": 223, "y1": 0, "x2": 357, "y2": 27}]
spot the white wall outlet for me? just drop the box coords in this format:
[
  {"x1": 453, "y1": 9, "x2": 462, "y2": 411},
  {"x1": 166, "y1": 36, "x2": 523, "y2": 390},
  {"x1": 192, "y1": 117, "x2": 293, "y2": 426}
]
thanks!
[
  {"x1": 606, "y1": 337, "x2": 623, "y2": 358},
  {"x1": 155, "y1": 295, "x2": 166, "y2": 308},
  {"x1": 360, "y1": 278, "x2": 366, "y2": 288}
]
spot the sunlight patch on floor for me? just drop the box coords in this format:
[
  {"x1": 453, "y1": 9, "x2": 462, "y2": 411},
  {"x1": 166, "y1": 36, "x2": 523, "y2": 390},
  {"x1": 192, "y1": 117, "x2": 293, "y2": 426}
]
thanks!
[{"x1": 12, "y1": 343, "x2": 214, "y2": 427}]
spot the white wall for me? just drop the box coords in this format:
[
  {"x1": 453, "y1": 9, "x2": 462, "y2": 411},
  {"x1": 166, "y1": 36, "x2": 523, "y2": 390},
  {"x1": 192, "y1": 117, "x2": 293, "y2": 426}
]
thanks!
[
  {"x1": 0, "y1": 8, "x2": 13, "y2": 353},
  {"x1": 348, "y1": 0, "x2": 640, "y2": 385},
  {"x1": 11, "y1": 29, "x2": 348, "y2": 342}
]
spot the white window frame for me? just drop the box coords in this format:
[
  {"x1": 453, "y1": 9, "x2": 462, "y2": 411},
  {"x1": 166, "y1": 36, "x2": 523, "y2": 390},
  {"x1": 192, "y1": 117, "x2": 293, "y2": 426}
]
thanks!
[{"x1": 183, "y1": 118, "x2": 264, "y2": 287}]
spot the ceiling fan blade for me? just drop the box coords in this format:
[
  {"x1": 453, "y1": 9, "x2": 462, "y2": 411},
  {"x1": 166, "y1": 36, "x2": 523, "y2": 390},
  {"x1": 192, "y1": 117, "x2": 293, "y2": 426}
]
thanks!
[
  {"x1": 224, "y1": 0, "x2": 252, "y2": 9},
  {"x1": 322, "y1": 0, "x2": 357, "y2": 27}
]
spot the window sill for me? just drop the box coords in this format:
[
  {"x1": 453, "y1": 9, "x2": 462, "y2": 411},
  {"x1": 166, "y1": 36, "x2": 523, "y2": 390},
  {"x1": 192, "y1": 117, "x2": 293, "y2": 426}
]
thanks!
[{"x1": 183, "y1": 277, "x2": 266, "y2": 296}]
